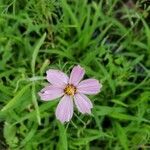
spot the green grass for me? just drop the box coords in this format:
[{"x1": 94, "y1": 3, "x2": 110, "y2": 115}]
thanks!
[{"x1": 0, "y1": 0, "x2": 150, "y2": 149}]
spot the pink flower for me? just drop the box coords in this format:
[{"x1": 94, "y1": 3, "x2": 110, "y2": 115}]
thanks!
[{"x1": 39, "y1": 65, "x2": 102, "y2": 123}]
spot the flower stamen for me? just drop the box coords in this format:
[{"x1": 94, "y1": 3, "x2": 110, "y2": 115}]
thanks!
[{"x1": 64, "y1": 84, "x2": 76, "y2": 96}]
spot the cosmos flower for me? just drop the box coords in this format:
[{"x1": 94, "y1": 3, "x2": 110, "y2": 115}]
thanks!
[{"x1": 39, "y1": 65, "x2": 102, "y2": 123}]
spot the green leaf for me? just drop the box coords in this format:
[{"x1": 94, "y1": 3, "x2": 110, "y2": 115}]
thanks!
[
  {"x1": 1, "y1": 84, "x2": 31, "y2": 112},
  {"x1": 57, "y1": 122, "x2": 68, "y2": 150},
  {"x1": 114, "y1": 122, "x2": 128, "y2": 150},
  {"x1": 31, "y1": 32, "x2": 46, "y2": 75}
]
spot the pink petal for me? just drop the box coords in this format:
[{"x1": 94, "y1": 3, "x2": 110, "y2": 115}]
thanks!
[
  {"x1": 46, "y1": 69, "x2": 69, "y2": 87},
  {"x1": 69, "y1": 65, "x2": 85, "y2": 86},
  {"x1": 74, "y1": 93, "x2": 93, "y2": 114},
  {"x1": 55, "y1": 95, "x2": 73, "y2": 123},
  {"x1": 77, "y1": 79, "x2": 102, "y2": 95},
  {"x1": 39, "y1": 85, "x2": 64, "y2": 101}
]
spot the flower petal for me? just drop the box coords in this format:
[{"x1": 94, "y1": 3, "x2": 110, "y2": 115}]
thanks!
[
  {"x1": 69, "y1": 65, "x2": 85, "y2": 86},
  {"x1": 77, "y1": 79, "x2": 102, "y2": 95},
  {"x1": 55, "y1": 95, "x2": 73, "y2": 123},
  {"x1": 74, "y1": 93, "x2": 93, "y2": 114},
  {"x1": 46, "y1": 69, "x2": 69, "y2": 87},
  {"x1": 39, "y1": 85, "x2": 64, "y2": 101}
]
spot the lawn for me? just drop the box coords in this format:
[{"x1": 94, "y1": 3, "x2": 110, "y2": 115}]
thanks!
[{"x1": 0, "y1": 0, "x2": 150, "y2": 149}]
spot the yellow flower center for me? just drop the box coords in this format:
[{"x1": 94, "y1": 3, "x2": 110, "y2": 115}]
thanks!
[{"x1": 64, "y1": 84, "x2": 76, "y2": 96}]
